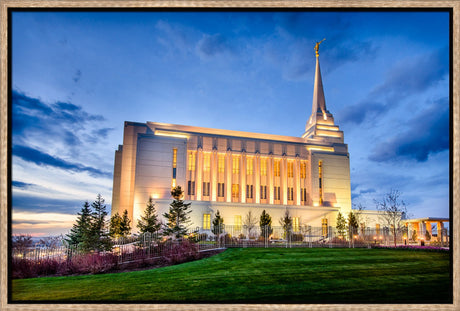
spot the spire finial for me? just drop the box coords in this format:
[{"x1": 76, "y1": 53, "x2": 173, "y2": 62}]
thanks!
[{"x1": 314, "y1": 38, "x2": 326, "y2": 57}]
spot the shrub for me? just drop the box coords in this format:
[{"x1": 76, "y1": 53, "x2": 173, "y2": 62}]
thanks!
[
  {"x1": 62, "y1": 253, "x2": 118, "y2": 275},
  {"x1": 291, "y1": 233, "x2": 303, "y2": 242},
  {"x1": 161, "y1": 239, "x2": 199, "y2": 265},
  {"x1": 219, "y1": 234, "x2": 234, "y2": 245}
]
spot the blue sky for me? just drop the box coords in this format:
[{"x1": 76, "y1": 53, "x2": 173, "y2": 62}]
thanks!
[{"x1": 11, "y1": 10, "x2": 450, "y2": 236}]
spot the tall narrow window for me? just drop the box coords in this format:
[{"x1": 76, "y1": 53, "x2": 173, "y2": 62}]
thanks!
[
  {"x1": 260, "y1": 185, "x2": 267, "y2": 199},
  {"x1": 203, "y1": 214, "x2": 211, "y2": 230},
  {"x1": 300, "y1": 162, "x2": 306, "y2": 179},
  {"x1": 274, "y1": 186, "x2": 280, "y2": 200},
  {"x1": 188, "y1": 152, "x2": 196, "y2": 171},
  {"x1": 203, "y1": 182, "x2": 210, "y2": 197},
  {"x1": 246, "y1": 184, "x2": 253, "y2": 198},
  {"x1": 322, "y1": 218, "x2": 328, "y2": 237},
  {"x1": 287, "y1": 161, "x2": 293, "y2": 178},
  {"x1": 293, "y1": 217, "x2": 299, "y2": 232},
  {"x1": 301, "y1": 188, "x2": 307, "y2": 202},
  {"x1": 203, "y1": 154, "x2": 210, "y2": 172},
  {"x1": 376, "y1": 224, "x2": 380, "y2": 236},
  {"x1": 232, "y1": 184, "x2": 239, "y2": 199},
  {"x1": 232, "y1": 156, "x2": 240, "y2": 174},
  {"x1": 234, "y1": 215, "x2": 242, "y2": 231},
  {"x1": 172, "y1": 148, "x2": 177, "y2": 187},
  {"x1": 218, "y1": 154, "x2": 225, "y2": 173},
  {"x1": 287, "y1": 187, "x2": 294, "y2": 201},
  {"x1": 247, "y1": 158, "x2": 253, "y2": 175},
  {"x1": 260, "y1": 159, "x2": 267, "y2": 176},
  {"x1": 274, "y1": 160, "x2": 280, "y2": 177},
  {"x1": 318, "y1": 160, "x2": 323, "y2": 205},
  {"x1": 187, "y1": 181, "x2": 195, "y2": 195},
  {"x1": 217, "y1": 183, "x2": 225, "y2": 197}
]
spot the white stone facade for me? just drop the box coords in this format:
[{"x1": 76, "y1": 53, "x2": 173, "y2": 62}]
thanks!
[{"x1": 111, "y1": 55, "x2": 353, "y2": 232}]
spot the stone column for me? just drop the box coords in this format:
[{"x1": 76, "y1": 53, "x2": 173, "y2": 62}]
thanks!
[
  {"x1": 295, "y1": 156, "x2": 301, "y2": 205},
  {"x1": 241, "y1": 152, "x2": 246, "y2": 203},
  {"x1": 211, "y1": 149, "x2": 217, "y2": 201},
  {"x1": 226, "y1": 150, "x2": 232, "y2": 203},
  {"x1": 268, "y1": 154, "x2": 274, "y2": 205},
  {"x1": 281, "y1": 155, "x2": 287, "y2": 205},
  {"x1": 255, "y1": 153, "x2": 260, "y2": 204},
  {"x1": 196, "y1": 148, "x2": 203, "y2": 201}
]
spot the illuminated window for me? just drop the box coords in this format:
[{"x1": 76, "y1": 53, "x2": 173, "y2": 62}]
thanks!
[
  {"x1": 202, "y1": 182, "x2": 210, "y2": 197},
  {"x1": 232, "y1": 156, "x2": 240, "y2": 174},
  {"x1": 274, "y1": 160, "x2": 280, "y2": 177},
  {"x1": 247, "y1": 158, "x2": 253, "y2": 175},
  {"x1": 187, "y1": 181, "x2": 195, "y2": 195},
  {"x1": 274, "y1": 186, "x2": 280, "y2": 200},
  {"x1": 172, "y1": 148, "x2": 177, "y2": 187},
  {"x1": 260, "y1": 185, "x2": 267, "y2": 199},
  {"x1": 203, "y1": 154, "x2": 210, "y2": 172},
  {"x1": 293, "y1": 217, "x2": 299, "y2": 232},
  {"x1": 218, "y1": 155, "x2": 225, "y2": 173},
  {"x1": 232, "y1": 184, "x2": 239, "y2": 199},
  {"x1": 300, "y1": 188, "x2": 307, "y2": 202},
  {"x1": 287, "y1": 161, "x2": 293, "y2": 178},
  {"x1": 318, "y1": 160, "x2": 323, "y2": 205},
  {"x1": 287, "y1": 187, "x2": 294, "y2": 201},
  {"x1": 260, "y1": 159, "x2": 267, "y2": 176},
  {"x1": 234, "y1": 215, "x2": 242, "y2": 231},
  {"x1": 322, "y1": 218, "x2": 328, "y2": 237},
  {"x1": 246, "y1": 184, "x2": 253, "y2": 198},
  {"x1": 203, "y1": 214, "x2": 211, "y2": 230},
  {"x1": 300, "y1": 162, "x2": 306, "y2": 179},
  {"x1": 188, "y1": 152, "x2": 196, "y2": 171},
  {"x1": 217, "y1": 183, "x2": 225, "y2": 197},
  {"x1": 376, "y1": 224, "x2": 380, "y2": 236}
]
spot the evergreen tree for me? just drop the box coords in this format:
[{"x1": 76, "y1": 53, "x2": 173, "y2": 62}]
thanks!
[
  {"x1": 259, "y1": 210, "x2": 273, "y2": 239},
  {"x1": 336, "y1": 212, "x2": 347, "y2": 238},
  {"x1": 347, "y1": 211, "x2": 359, "y2": 240},
  {"x1": 163, "y1": 186, "x2": 192, "y2": 239},
  {"x1": 121, "y1": 209, "x2": 132, "y2": 236},
  {"x1": 65, "y1": 201, "x2": 92, "y2": 249},
  {"x1": 137, "y1": 197, "x2": 161, "y2": 234},
  {"x1": 279, "y1": 210, "x2": 293, "y2": 239},
  {"x1": 212, "y1": 210, "x2": 224, "y2": 235},
  {"x1": 109, "y1": 212, "x2": 123, "y2": 239},
  {"x1": 89, "y1": 194, "x2": 112, "y2": 252}
]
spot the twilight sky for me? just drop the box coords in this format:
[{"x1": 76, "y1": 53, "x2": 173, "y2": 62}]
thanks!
[{"x1": 11, "y1": 10, "x2": 450, "y2": 236}]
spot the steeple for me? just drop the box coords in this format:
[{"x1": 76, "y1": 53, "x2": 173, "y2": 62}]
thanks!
[{"x1": 302, "y1": 39, "x2": 343, "y2": 142}]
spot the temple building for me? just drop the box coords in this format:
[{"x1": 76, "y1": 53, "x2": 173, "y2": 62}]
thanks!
[{"x1": 111, "y1": 44, "x2": 355, "y2": 233}]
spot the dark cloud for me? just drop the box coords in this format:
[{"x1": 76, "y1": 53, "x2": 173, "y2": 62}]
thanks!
[
  {"x1": 351, "y1": 187, "x2": 376, "y2": 200},
  {"x1": 13, "y1": 144, "x2": 112, "y2": 178},
  {"x1": 338, "y1": 101, "x2": 386, "y2": 125},
  {"x1": 73, "y1": 69, "x2": 81, "y2": 83},
  {"x1": 369, "y1": 98, "x2": 449, "y2": 162},
  {"x1": 339, "y1": 46, "x2": 448, "y2": 125},
  {"x1": 12, "y1": 181, "x2": 35, "y2": 189},
  {"x1": 197, "y1": 33, "x2": 232, "y2": 58},
  {"x1": 371, "y1": 46, "x2": 449, "y2": 103}
]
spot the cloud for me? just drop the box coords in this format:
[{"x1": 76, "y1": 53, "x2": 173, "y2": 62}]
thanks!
[
  {"x1": 197, "y1": 33, "x2": 232, "y2": 58},
  {"x1": 13, "y1": 144, "x2": 112, "y2": 178},
  {"x1": 339, "y1": 46, "x2": 448, "y2": 125},
  {"x1": 12, "y1": 181, "x2": 35, "y2": 189},
  {"x1": 369, "y1": 98, "x2": 449, "y2": 162}
]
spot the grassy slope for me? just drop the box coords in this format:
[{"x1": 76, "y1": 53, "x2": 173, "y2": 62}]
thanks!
[{"x1": 12, "y1": 248, "x2": 451, "y2": 303}]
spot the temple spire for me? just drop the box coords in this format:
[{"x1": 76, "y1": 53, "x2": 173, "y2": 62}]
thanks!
[{"x1": 303, "y1": 40, "x2": 343, "y2": 142}]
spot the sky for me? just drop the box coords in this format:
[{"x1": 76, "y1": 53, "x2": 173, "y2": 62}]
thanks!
[{"x1": 10, "y1": 10, "x2": 450, "y2": 237}]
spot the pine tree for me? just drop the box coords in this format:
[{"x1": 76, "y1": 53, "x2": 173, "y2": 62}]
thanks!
[
  {"x1": 279, "y1": 210, "x2": 293, "y2": 239},
  {"x1": 212, "y1": 210, "x2": 224, "y2": 235},
  {"x1": 259, "y1": 210, "x2": 273, "y2": 239},
  {"x1": 137, "y1": 197, "x2": 161, "y2": 234},
  {"x1": 336, "y1": 212, "x2": 347, "y2": 238},
  {"x1": 163, "y1": 186, "x2": 192, "y2": 239},
  {"x1": 65, "y1": 201, "x2": 92, "y2": 249},
  {"x1": 121, "y1": 209, "x2": 132, "y2": 236},
  {"x1": 347, "y1": 211, "x2": 359, "y2": 240},
  {"x1": 89, "y1": 194, "x2": 112, "y2": 252},
  {"x1": 109, "y1": 212, "x2": 123, "y2": 239}
]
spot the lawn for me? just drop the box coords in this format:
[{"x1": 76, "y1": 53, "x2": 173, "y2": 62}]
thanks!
[{"x1": 11, "y1": 247, "x2": 452, "y2": 303}]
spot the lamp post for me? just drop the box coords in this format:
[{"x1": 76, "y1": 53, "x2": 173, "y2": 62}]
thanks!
[{"x1": 374, "y1": 236, "x2": 377, "y2": 245}]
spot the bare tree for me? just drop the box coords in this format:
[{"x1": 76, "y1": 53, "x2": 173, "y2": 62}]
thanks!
[
  {"x1": 12, "y1": 234, "x2": 33, "y2": 258},
  {"x1": 39, "y1": 235, "x2": 64, "y2": 249},
  {"x1": 243, "y1": 210, "x2": 257, "y2": 239},
  {"x1": 375, "y1": 189, "x2": 408, "y2": 247},
  {"x1": 353, "y1": 203, "x2": 369, "y2": 235}
]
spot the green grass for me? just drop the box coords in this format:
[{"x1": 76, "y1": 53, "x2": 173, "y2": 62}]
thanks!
[{"x1": 12, "y1": 248, "x2": 451, "y2": 303}]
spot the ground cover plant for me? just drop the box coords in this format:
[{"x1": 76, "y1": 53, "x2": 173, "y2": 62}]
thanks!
[{"x1": 12, "y1": 248, "x2": 451, "y2": 303}]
